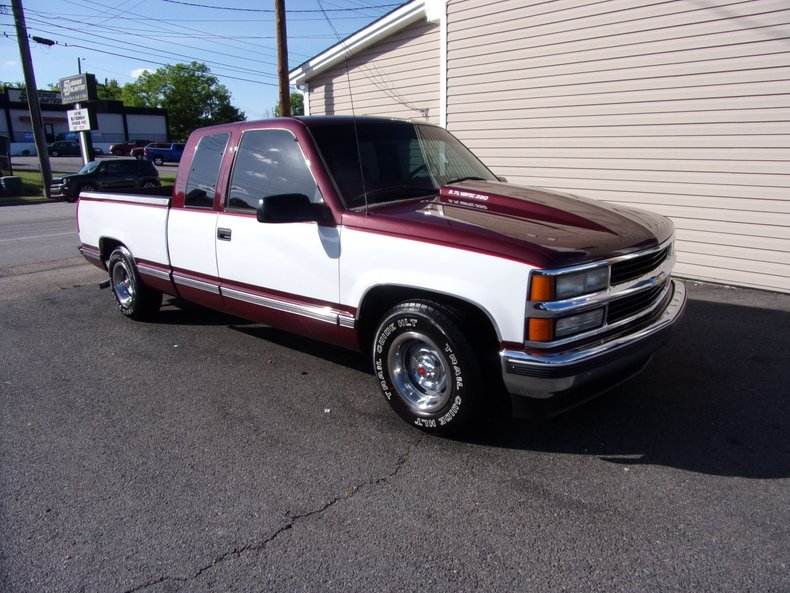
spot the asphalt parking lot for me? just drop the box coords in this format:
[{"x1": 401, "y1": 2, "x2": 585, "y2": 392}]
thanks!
[{"x1": 0, "y1": 256, "x2": 788, "y2": 593}]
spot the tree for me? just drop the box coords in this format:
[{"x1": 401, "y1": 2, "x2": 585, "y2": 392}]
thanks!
[
  {"x1": 274, "y1": 91, "x2": 304, "y2": 117},
  {"x1": 122, "y1": 62, "x2": 245, "y2": 140},
  {"x1": 97, "y1": 78, "x2": 123, "y2": 101}
]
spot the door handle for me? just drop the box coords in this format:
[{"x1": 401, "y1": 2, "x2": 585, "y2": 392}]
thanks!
[{"x1": 217, "y1": 227, "x2": 232, "y2": 241}]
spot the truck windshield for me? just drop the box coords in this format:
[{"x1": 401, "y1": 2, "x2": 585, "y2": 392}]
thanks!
[{"x1": 309, "y1": 120, "x2": 497, "y2": 208}]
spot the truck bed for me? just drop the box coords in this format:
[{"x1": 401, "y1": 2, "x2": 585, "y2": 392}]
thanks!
[{"x1": 77, "y1": 191, "x2": 172, "y2": 271}]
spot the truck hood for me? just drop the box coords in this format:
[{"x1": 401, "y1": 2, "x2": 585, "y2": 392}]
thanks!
[{"x1": 342, "y1": 180, "x2": 674, "y2": 269}]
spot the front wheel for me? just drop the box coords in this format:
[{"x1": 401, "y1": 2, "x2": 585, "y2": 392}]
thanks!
[
  {"x1": 373, "y1": 300, "x2": 482, "y2": 435},
  {"x1": 107, "y1": 247, "x2": 162, "y2": 320}
]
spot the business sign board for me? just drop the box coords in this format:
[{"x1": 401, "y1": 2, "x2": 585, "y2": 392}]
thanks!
[
  {"x1": 6, "y1": 88, "x2": 63, "y2": 105},
  {"x1": 58, "y1": 74, "x2": 98, "y2": 104},
  {"x1": 67, "y1": 108, "x2": 95, "y2": 132}
]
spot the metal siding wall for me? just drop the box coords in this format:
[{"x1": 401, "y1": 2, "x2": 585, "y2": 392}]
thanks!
[
  {"x1": 448, "y1": 0, "x2": 790, "y2": 293},
  {"x1": 308, "y1": 20, "x2": 441, "y2": 124}
]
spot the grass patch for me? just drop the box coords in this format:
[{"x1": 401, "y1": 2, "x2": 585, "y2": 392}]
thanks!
[{"x1": 13, "y1": 170, "x2": 46, "y2": 197}]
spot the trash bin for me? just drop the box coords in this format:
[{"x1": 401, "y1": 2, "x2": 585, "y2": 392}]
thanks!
[{"x1": 0, "y1": 176, "x2": 24, "y2": 197}]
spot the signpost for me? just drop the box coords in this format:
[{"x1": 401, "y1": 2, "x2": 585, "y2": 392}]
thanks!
[
  {"x1": 67, "y1": 108, "x2": 92, "y2": 132},
  {"x1": 58, "y1": 74, "x2": 98, "y2": 164}
]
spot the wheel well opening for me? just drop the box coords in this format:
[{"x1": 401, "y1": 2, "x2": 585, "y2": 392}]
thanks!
[
  {"x1": 99, "y1": 238, "x2": 124, "y2": 263},
  {"x1": 358, "y1": 286, "x2": 500, "y2": 359}
]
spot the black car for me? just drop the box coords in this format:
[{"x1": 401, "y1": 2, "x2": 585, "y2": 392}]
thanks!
[
  {"x1": 48, "y1": 140, "x2": 103, "y2": 157},
  {"x1": 50, "y1": 159, "x2": 160, "y2": 202},
  {"x1": 48, "y1": 141, "x2": 81, "y2": 157}
]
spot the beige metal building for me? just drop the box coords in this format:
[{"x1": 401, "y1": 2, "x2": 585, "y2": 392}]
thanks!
[{"x1": 290, "y1": 0, "x2": 790, "y2": 293}]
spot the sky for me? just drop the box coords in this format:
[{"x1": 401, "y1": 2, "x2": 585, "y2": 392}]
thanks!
[{"x1": 0, "y1": 0, "x2": 404, "y2": 120}]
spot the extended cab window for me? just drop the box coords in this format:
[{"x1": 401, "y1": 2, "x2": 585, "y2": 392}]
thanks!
[
  {"x1": 184, "y1": 132, "x2": 229, "y2": 208},
  {"x1": 227, "y1": 129, "x2": 321, "y2": 211}
]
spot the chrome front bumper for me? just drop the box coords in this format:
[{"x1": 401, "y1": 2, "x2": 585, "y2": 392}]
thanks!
[{"x1": 501, "y1": 279, "x2": 686, "y2": 411}]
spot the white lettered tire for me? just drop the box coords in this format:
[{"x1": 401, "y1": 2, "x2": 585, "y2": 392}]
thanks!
[
  {"x1": 373, "y1": 300, "x2": 481, "y2": 435},
  {"x1": 108, "y1": 246, "x2": 162, "y2": 321}
]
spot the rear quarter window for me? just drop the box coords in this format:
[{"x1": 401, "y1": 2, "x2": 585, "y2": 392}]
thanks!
[{"x1": 184, "y1": 132, "x2": 230, "y2": 208}]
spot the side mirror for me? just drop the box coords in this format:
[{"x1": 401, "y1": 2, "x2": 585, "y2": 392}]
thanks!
[{"x1": 256, "y1": 193, "x2": 331, "y2": 224}]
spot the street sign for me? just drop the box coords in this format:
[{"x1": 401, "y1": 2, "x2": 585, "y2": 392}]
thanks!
[
  {"x1": 67, "y1": 108, "x2": 93, "y2": 132},
  {"x1": 58, "y1": 74, "x2": 97, "y2": 104}
]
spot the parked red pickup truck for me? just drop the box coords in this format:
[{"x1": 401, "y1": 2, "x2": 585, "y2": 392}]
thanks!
[{"x1": 77, "y1": 116, "x2": 686, "y2": 434}]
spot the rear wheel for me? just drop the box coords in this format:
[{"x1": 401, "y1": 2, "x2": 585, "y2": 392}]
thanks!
[
  {"x1": 373, "y1": 300, "x2": 482, "y2": 435},
  {"x1": 153, "y1": 155, "x2": 164, "y2": 166},
  {"x1": 108, "y1": 246, "x2": 162, "y2": 320}
]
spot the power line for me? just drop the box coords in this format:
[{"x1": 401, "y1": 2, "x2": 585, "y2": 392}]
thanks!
[
  {"x1": 60, "y1": 0, "x2": 294, "y2": 60},
  {"x1": 0, "y1": 30, "x2": 278, "y2": 86},
  {"x1": 160, "y1": 0, "x2": 402, "y2": 13},
  {"x1": 21, "y1": 13, "x2": 282, "y2": 71}
]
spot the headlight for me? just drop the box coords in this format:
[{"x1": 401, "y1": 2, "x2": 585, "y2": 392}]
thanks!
[
  {"x1": 527, "y1": 266, "x2": 610, "y2": 342},
  {"x1": 555, "y1": 308, "x2": 605, "y2": 338},
  {"x1": 529, "y1": 266, "x2": 609, "y2": 302},
  {"x1": 528, "y1": 307, "x2": 605, "y2": 342}
]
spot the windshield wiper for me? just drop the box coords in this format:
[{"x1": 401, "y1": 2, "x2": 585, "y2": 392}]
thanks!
[
  {"x1": 348, "y1": 185, "x2": 437, "y2": 208},
  {"x1": 445, "y1": 176, "x2": 487, "y2": 184}
]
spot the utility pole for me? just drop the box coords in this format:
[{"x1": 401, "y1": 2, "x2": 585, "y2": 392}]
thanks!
[
  {"x1": 275, "y1": 0, "x2": 291, "y2": 117},
  {"x1": 11, "y1": 0, "x2": 52, "y2": 197}
]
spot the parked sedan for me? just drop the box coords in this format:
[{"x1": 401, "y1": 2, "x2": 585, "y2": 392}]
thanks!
[
  {"x1": 48, "y1": 141, "x2": 81, "y2": 157},
  {"x1": 131, "y1": 142, "x2": 167, "y2": 160},
  {"x1": 50, "y1": 159, "x2": 160, "y2": 202},
  {"x1": 109, "y1": 139, "x2": 151, "y2": 156},
  {"x1": 48, "y1": 141, "x2": 103, "y2": 157}
]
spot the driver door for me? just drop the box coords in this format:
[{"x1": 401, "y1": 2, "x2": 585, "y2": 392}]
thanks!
[{"x1": 215, "y1": 128, "x2": 341, "y2": 326}]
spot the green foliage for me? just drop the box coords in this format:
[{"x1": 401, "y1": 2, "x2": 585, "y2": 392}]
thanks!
[
  {"x1": 121, "y1": 62, "x2": 245, "y2": 140},
  {"x1": 97, "y1": 78, "x2": 123, "y2": 101},
  {"x1": 274, "y1": 91, "x2": 304, "y2": 117}
]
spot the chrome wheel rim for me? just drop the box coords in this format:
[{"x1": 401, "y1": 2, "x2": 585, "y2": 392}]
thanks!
[
  {"x1": 388, "y1": 331, "x2": 451, "y2": 413},
  {"x1": 111, "y1": 261, "x2": 134, "y2": 309}
]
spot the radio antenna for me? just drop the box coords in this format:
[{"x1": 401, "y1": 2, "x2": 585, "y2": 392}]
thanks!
[{"x1": 317, "y1": 0, "x2": 369, "y2": 212}]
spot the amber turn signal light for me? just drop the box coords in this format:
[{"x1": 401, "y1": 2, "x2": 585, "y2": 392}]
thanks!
[
  {"x1": 528, "y1": 318, "x2": 554, "y2": 342},
  {"x1": 529, "y1": 274, "x2": 554, "y2": 301}
]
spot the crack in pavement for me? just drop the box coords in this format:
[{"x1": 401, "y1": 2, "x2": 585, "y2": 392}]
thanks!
[{"x1": 123, "y1": 435, "x2": 425, "y2": 593}]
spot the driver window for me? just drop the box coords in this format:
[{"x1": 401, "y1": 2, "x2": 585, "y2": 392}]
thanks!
[{"x1": 227, "y1": 129, "x2": 322, "y2": 211}]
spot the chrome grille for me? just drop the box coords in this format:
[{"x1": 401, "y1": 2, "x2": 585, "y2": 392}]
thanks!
[
  {"x1": 610, "y1": 246, "x2": 669, "y2": 285},
  {"x1": 607, "y1": 285, "x2": 664, "y2": 324}
]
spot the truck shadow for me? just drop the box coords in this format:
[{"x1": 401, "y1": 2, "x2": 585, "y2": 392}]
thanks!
[
  {"x1": 472, "y1": 297, "x2": 790, "y2": 479},
  {"x1": 156, "y1": 294, "x2": 789, "y2": 479}
]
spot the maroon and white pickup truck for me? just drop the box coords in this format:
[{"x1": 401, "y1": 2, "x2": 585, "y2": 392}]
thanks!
[{"x1": 77, "y1": 116, "x2": 686, "y2": 434}]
